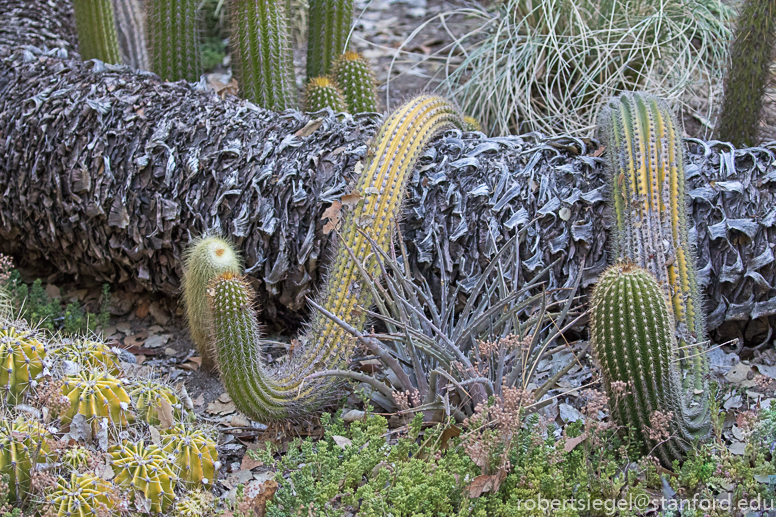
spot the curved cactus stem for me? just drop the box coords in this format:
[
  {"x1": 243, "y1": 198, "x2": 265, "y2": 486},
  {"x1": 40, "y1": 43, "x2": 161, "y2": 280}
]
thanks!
[
  {"x1": 73, "y1": 0, "x2": 122, "y2": 64},
  {"x1": 195, "y1": 95, "x2": 463, "y2": 422}
]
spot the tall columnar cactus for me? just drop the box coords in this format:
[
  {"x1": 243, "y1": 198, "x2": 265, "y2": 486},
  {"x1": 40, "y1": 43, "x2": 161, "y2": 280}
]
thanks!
[
  {"x1": 332, "y1": 52, "x2": 378, "y2": 113},
  {"x1": 147, "y1": 0, "x2": 203, "y2": 82},
  {"x1": 109, "y1": 441, "x2": 177, "y2": 513},
  {"x1": 72, "y1": 0, "x2": 122, "y2": 64},
  {"x1": 716, "y1": 0, "x2": 776, "y2": 147},
  {"x1": 228, "y1": 0, "x2": 297, "y2": 110},
  {"x1": 184, "y1": 95, "x2": 463, "y2": 422},
  {"x1": 45, "y1": 472, "x2": 118, "y2": 517},
  {"x1": 590, "y1": 264, "x2": 708, "y2": 464},
  {"x1": 0, "y1": 324, "x2": 46, "y2": 405},
  {"x1": 307, "y1": 0, "x2": 354, "y2": 80},
  {"x1": 0, "y1": 417, "x2": 50, "y2": 502},
  {"x1": 161, "y1": 425, "x2": 219, "y2": 487},
  {"x1": 596, "y1": 91, "x2": 710, "y2": 461},
  {"x1": 183, "y1": 234, "x2": 242, "y2": 370},
  {"x1": 61, "y1": 372, "x2": 135, "y2": 429},
  {"x1": 304, "y1": 77, "x2": 347, "y2": 112}
]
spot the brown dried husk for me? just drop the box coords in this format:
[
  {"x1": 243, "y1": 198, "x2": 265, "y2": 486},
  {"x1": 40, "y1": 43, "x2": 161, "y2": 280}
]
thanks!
[{"x1": 2, "y1": 0, "x2": 776, "y2": 348}]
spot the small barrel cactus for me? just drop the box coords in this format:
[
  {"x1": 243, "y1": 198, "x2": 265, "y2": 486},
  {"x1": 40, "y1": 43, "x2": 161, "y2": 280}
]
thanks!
[
  {"x1": 128, "y1": 379, "x2": 183, "y2": 426},
  {"x1": 0, "y1": 416, "x2": 51, "y2": 502},
  {"x1": 109, "y1": 441, "x2": 177, "y2": 513},
  {"x1": 332, "y1": 52, "x2": 378, "y2": 113},
  {"x1": 45, "y1": 472, "x2": 118, "y2": 517},
  {"x1": 176, "y1": 490, "x2": 215, "y2": 517},
  {"x1": 161, "y1": 424, "x2": 219, "y2": 487},
  {"x1": 463, "y1": 116, "x2": 482, "y2": 132},
  {"x1": 60, "y1": 445, "x2": 96, "y2": 473},
  {"x1": 61, "y1": 371, "x2": 134, "y2": 429},
  {"x1": 51, "y1": 339, "x2": 121, "y2": 376},
  {"x1": 304, "y1": 77, "x2": 347, "y2": 112},
  {"x1": 0, "y1": 323, "x2": 47, "y2": 405}
]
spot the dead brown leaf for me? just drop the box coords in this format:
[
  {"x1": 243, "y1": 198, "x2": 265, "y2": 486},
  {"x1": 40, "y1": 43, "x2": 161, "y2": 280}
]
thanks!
[
  {"x1": 240, "y1": 453, "x2": 264, "y2": 471},
  {"x1": 194, "y1": 394, "x2": 205, "y2": 407},
  {"x1": 440, "y1": 425, "x2": 461, "y2": 450},
  {"x1": 157, "y1": 398, "x2": 175, "y2": 429},
  {"x1": 321, "y1": 200, "x2": 342, "y2": 235},
  {"x1": 295, "y1": 118, "x2": 323, "y2": 138},
  {"x1": 564, "y1": 432, "x2": 588, "y2": 452},
  {"x1": 466, "y1": 440, "x2": 488, "y2": 469},
  {"x1": 467, "y1": 470, "x2": 507, "y2": 498},
  {"x1": 249, "y1": 479, "x2": 278, "y2": 517},
  {"x1": 341, "y1": 192, "x2": 362, "y2": 207}
]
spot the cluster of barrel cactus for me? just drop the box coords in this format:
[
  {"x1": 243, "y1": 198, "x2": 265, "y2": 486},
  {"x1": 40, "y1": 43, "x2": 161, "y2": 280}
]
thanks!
[
  {"x1": 0, "y1": 309, "x2": 220, "y2": 515},
  {"x1": 591, "y1": 92, "x2": 711, "y2": 464},
  {"x1": 306, "y1": 51, "x2": 379, "y2": 113}
]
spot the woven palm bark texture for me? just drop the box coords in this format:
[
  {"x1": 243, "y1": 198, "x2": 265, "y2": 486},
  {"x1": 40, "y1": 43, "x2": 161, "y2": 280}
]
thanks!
[{"x1": 1, "y1": 0, "x2": 776, "y2": 349}]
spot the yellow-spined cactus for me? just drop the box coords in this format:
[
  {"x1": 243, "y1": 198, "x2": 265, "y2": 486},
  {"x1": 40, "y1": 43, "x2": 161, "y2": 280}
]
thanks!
[
  {"x1": 51, "y1": 338, "x2": 121, "y2": 376},
  {"x1": 128, "y1": 379, "x2": 182, "y2": 426},
  {"x1": 61, "y1": 371, "x2": 134, "y2": 429},
  {"x1": 161, "y1": 425, "x2": 219, "y2": 488},
  {"x1": 0, "y1": 416, "x2": 51, "y2": 502},
  {"x1": 109, "y1": 441, "x2": 177, "y2": 513},
  {"x1": 176, "y1": 490, "x2": 215, "y2": 517},
  {"x1": 0, "y1": 323, "x2": 47, "y2": 405},
  {"x1": 45, "y1": 472, "x2": 118, "y2": 517}
]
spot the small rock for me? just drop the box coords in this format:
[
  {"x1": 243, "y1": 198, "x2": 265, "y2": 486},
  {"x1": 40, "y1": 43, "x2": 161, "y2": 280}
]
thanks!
[
  {"x1": 135, "y1": 300, "x2": 150, "y2": 318},
  {"x1": 332, "y1": 435, "x2": 353, "y2": 448},
  {"x1": 731, "y1": 425, "x2": 744, "y2": 441},
  {"x1": 728, "y1": 441, "x2": 746, "y2": 455},
  {"x1": 559, "y1": 403, "x2": 584, "y2": 423},
  {"x1": 164, "y1": 347, "x2": 178, "y2": 357},
  {"x1": 342, "y1": 409, "x2": 366, "y2": 423},
  {"x1": 45, "y1": 284, "x2": 61, "y2": 300},
  {"x1": 223, "y1": 469, "x2": 254, "y2": 490},
  {"x1": 407, "y1": 6, "x2": 426, "y2": 18},
  {"x1": 723, "y1": 394, "x2": 742, "y2": 410},
  {"x1": 147, "y1": 325, "x2": 165, "y2": 335},
  {"x1": 726, "y1": 362, "x2": 753, "y2": 384},
  {"x1": 144, "y1": 334, "x2": 171, "y2": 349},
  {"x1": 149, "y1": 301, "x2": 170, "y2": 326},
  {"x1": 115, "y1": 322, "x2": 132, "y2": 334},
  {"x1": 102, "y1": 326, "x2": 117, "y2": 337},
  {"x1": 756, "y1": 364, "x2": 776, "y2": 380}
]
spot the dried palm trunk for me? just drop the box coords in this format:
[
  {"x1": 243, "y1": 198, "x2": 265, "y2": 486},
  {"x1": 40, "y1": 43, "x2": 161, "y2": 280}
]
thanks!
[{"x1": 2, "y1": 0, "x2": 776, "y2": 348}]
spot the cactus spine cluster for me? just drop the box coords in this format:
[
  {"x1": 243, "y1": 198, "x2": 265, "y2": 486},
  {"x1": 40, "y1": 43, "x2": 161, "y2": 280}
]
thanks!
[
  {"x1": 183, "y1": 234, "x2": 242, "y2": 371},
  {"x1": 0, "y1": 324, "x2": 46, "y2": 405},
  {"x1": 594, "y1": 92, "x2": 710, "y2": 462},
  {"x1": 109, "y1": 441, "x2": 177, "y2": 513},
  {"x1": 147, "y1": 0, "x2": 203, "y2": 82},
  {"x1": 184, "y1": 95, "x2": 463, "y2": 422},
  {"x1": 72, "y1": 0, "x2": 122, "y2": 64},
  {"x1": 0, "y1": 417, "x2": 50, "y2": 502},
  {"x1": 307, "y1": 0, "x2": 354, "y2": 80},
  {"x1": 716, "y1": 0, "x2": 776, "y2": 147},
  {"x1": 161, "y1": 425, "x2": 219, "y2": 487},
  {"x1": 332, "y1": 52, "x2": 378, "y2": 113},
  {"x1": 228, "y1": 0, "x2": 297, "y2": 110},
  {"x1": 45, "y1": 472, "x2": 117, "y2": 517},
  {"x1": 304, "y1": 77, "x2": 347, "y2": 112},
  {"x1": 61, "y1": 372, "x2": 134, "y2": 429}
]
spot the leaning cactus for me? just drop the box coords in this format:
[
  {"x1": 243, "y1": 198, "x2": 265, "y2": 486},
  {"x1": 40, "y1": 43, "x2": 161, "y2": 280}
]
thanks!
[
  {"x1": 228, "y1": 0, "x2": 297, "y2": 110},
  {"x1": 110, "y1": 441, "x2": 177, "y2": 513},
  {"x1": 185, "y1": 95, "x2": 463, "y2": 422},
  {"x1": 61, "y1": 371, "x2": 134, "y2": 429},
  {"x1": 128, "y1": 379, "x2": 183, "y2": 425},
  {"x1": 0, "y1": 416, "x2": 50, "y2": 502},
  {"x1": 716, "y1": 0, "x2": 776, "y2": 147},
  {"x1": 161, "y1": 424, "x2": 219, "y2": 488},
  {"x1": 45, "y1": 472, "x2": 118, "y2": 517},
  {"x1": 304, "y1": 77, "x2": 347, "y2": 112},
  {"x1": 51, "y1": 339, "x2": 121, "y2": 376},
  {"x1": 0, "y1": 323, "x2": 46, "y2": 405},
  {"x1": 147, "y1": 0, "x2": 203, "y2": 82},
  {"x1": 332, "y1": 52, "x2": 378, "y2": 113},
  {"x1": 183, "y1": 234, "x2": 242, "y2": 370},
  {"x1": 72, "y1": 0, "x2": 122, "y2": 63},
  {"x1": 307, "y1": 0, "x2": 354, "y2": 79},
  {"x1": 595, "y1": 92, "x2": 711, "y2": 462}
]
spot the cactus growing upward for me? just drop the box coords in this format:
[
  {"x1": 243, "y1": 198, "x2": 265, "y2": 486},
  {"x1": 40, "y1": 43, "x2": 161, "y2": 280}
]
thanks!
[
  {"x1": 716, "y1": 0, "x2": 776, "y2": 147},
  {"x1": 72, "y1": 0, "x2": 122, "y2": 64},
  {"x1": 228, "y1": 0, "x2": 297, "y2": 110},
  {"x1": 184, "y1": 95, "x2": 463, "y2": 422},
  {"x1": 304, "y1": 77, "x2": 347, "y2": 112},
  {"x1": 595, "y1": 91, "x2": 710, "y2": 461},
  {"x1": 332, "y1": 52, "x2": 378, "y2": 113},
  {"x1": 147, "y1": 0, "x2": 203, "y2": 82},
  {"x1": 307, "y1": 0, "x2": 354, "y2": 80}
]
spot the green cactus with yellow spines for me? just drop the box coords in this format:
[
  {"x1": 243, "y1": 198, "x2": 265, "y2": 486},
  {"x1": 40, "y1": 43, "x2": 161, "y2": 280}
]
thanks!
[
  {"x1": 128, "y1": 379, "x2": 183, "y2": 426},
  {"x1": 228, "y1": 0, "x2": 297, "y2": 110},
  {"x1": 463, "y1": 116, "x2": 482, "y2": 132},
  {"x1": 0, "y1": 323, "x2": 46, "y2": 405},
  {"x1": 183, "y1": 234, "x2": 242, "y2": 371},
  {"x1": 109, "y1": 441, "x2": 177, "y2": 513},
  {"x1": 0, "y1": 416, "x2": 51, "y2": 503},
  {"x1": 332, "y1": 52, "x2": 378, "y2": 113},
  {"x1": 161, "y1": 425, "x2": 219, "y2": 488},
  {"x1": 60, "y1": 371, "x2": 135, "y2": 430},
  {"x1": 72, "y1": 0, "x2": 122, "y2": 64},
  {"x1": 51, "y1": 339, "x2": 121, "y2": 376},
  {"x1": 304, "y1": 76, "x2": 347, "y2": 112},
  {"x1": 307, "y1": 0, "x2": 354, "y2": 80},
  {"x1": 185, "y1": 95, "x2": 463, "y2": 423},
  {"x1": 45, "y1": 472, "x2": 118, "y2": 517},
  {"x1": 147, "y1": 0, "x2": 203, "y2": 82}
]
